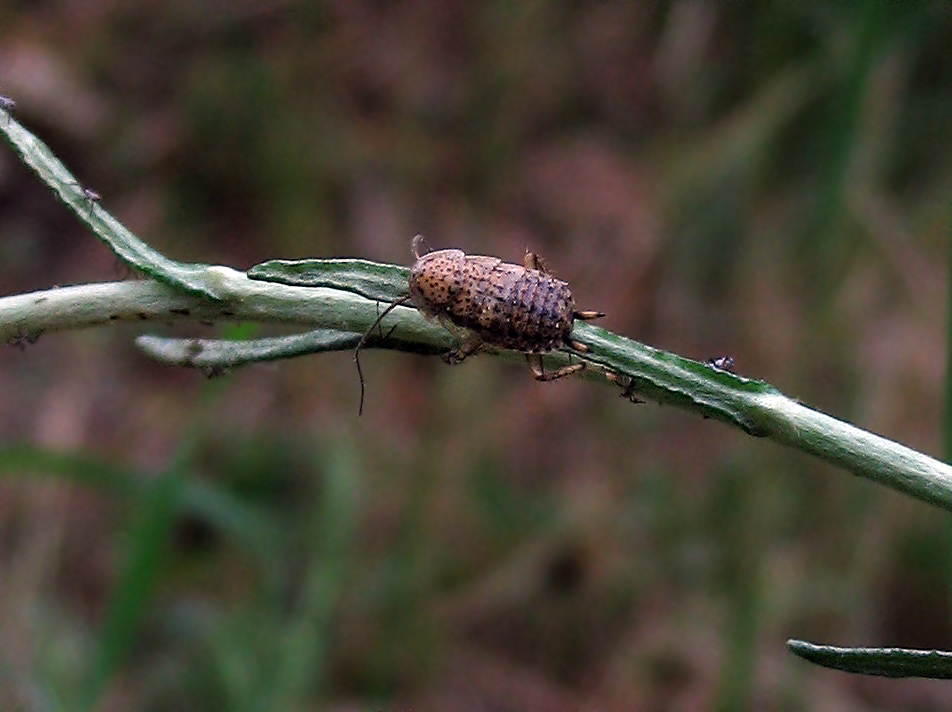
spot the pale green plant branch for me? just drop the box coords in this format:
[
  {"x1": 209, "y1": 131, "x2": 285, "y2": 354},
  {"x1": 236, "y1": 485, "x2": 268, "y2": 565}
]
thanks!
[
  {"x1": 2, "y1": 111, "x2": 225, "y2": 299},
  {"x1": 247, "y1": 258, "x2": 952, "y2": 514},
  {"x1": 0, "y1": 276, "x2": 453, "y2": 353},
  {"x1": 3, "y1": 105, "x2": 952, "y2": 513},
  {"x1": 4, "y1": 100, "x2": 952, "y2": 678}
]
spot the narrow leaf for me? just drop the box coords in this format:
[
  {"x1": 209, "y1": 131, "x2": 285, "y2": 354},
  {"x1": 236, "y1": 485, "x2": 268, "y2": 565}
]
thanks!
[{"x1": 787, "y1": 639, "x2": 952, "y2": 679}]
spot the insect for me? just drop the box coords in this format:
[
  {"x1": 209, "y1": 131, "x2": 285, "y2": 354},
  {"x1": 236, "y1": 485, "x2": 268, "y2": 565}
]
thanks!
[
  {"x1": 707, "y1": 355, "x2": 735, "y2": 372},
  {"x1": 70, "y1": 182, "x2": 101, "y2": 215},
  {"x1": 355, "y1": 235, "x2": 604, "y2": 414},
  {"x1": 82, "y1": 187, "x2": 102, "y2": 208},
  {"x1": 80, "y1": 187, "x2": 102, "y2": 218},
  {"x1": 0, "y1": 94, "x2": 15, "y2": 125}
]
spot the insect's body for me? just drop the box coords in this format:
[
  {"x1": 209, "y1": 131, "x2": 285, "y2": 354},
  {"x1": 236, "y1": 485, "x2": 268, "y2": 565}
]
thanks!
[
  {"x1": 354, "y1": 235, "x2": 604, "y2": 414},
  {"x1": 408, "y1": 234, "x2": 602, "y2": 369},
  {"x1": 409, "y1": 248, "x2": 578, "y2": 354}
]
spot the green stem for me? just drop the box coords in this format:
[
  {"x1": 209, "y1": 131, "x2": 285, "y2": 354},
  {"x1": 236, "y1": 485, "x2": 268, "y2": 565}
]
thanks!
[
  {"x1": 3, "y1": 99, "x2": 952, "y2": 522},
  {"x1": 1, "y1": 111, "x2": 224, "y2": 299}
]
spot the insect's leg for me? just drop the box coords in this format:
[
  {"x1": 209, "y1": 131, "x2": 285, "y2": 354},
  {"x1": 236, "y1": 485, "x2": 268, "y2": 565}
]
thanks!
[
  {"x1": 373, "y1": 301, "x2": 385, "y2": 338},
  {"x1": 574, "y1": 310, "x2": 605, "y2": 321},
  {"x1": 443, "y1": 333, "x2": 483, "y2": 365},
  {"x1": 368, "y1": 303, "x2": 399, "y2": 342},
  {"x1": 606, "y1": 371, "x2": 644, "y2": 403},
  {"x1": 354, "y1": 295, "x2": 411, "y2": 416},
  {"x1": 523, "y1": 250, "x2": 549, "y2": 273},
  {"x1": 526, "y1": 353, "x2": 585, "y2": 381}
]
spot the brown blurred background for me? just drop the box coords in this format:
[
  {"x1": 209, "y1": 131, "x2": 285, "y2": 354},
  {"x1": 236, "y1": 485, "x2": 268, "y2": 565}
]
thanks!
[{"x1": 1, "y1": 3, "x2": 951, "y2": 710}]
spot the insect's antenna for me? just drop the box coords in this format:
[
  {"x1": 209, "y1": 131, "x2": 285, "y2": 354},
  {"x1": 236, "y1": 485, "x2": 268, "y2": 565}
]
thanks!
[
  {"x1": 412, "y1": 234, "x2": 431, "y2": 258},
  {"x1": 355, "y1": 295, "x2": 412, "y2": 416}
]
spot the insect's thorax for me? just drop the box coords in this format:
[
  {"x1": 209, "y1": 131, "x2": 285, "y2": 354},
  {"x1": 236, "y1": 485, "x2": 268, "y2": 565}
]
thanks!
[{"x1": 408, "y1": 249, "x2": 467, "y2": 317}]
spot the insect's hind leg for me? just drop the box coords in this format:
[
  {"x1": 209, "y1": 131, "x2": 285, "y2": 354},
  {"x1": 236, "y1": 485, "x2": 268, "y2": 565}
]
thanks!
[{"x1": 525, "y1": 353, "x2": 585, "y2": 382}]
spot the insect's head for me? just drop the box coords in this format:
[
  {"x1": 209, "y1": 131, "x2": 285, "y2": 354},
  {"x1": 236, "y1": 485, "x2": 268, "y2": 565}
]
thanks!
[{"x1": 408, "y1": 246, "x2": 465, "y2": 316}]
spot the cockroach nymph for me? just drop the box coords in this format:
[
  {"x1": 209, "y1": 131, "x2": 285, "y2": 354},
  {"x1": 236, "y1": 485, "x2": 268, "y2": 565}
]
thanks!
[{"x1": 355, "y1": 235, "x2": 605, "y2": 414}]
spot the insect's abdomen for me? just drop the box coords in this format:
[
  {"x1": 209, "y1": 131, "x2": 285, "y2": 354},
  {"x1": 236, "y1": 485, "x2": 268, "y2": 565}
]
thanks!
[{"x1": 449, "y1": 260, "x2": 576, "y2": 352}]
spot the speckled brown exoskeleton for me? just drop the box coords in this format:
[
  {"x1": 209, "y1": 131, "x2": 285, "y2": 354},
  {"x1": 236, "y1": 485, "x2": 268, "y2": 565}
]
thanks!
[{"x1": 355, "y1": 235, "x2": 604, "y2": 414}]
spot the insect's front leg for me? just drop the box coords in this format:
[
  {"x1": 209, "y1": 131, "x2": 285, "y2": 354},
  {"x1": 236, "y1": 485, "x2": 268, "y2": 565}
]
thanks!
[
  {"x1": 434, "y1": 314, "x2": 483, "y2": 365},
  {"x1": 443, "y1": 333, "x2": 483, "y2": 365}
]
